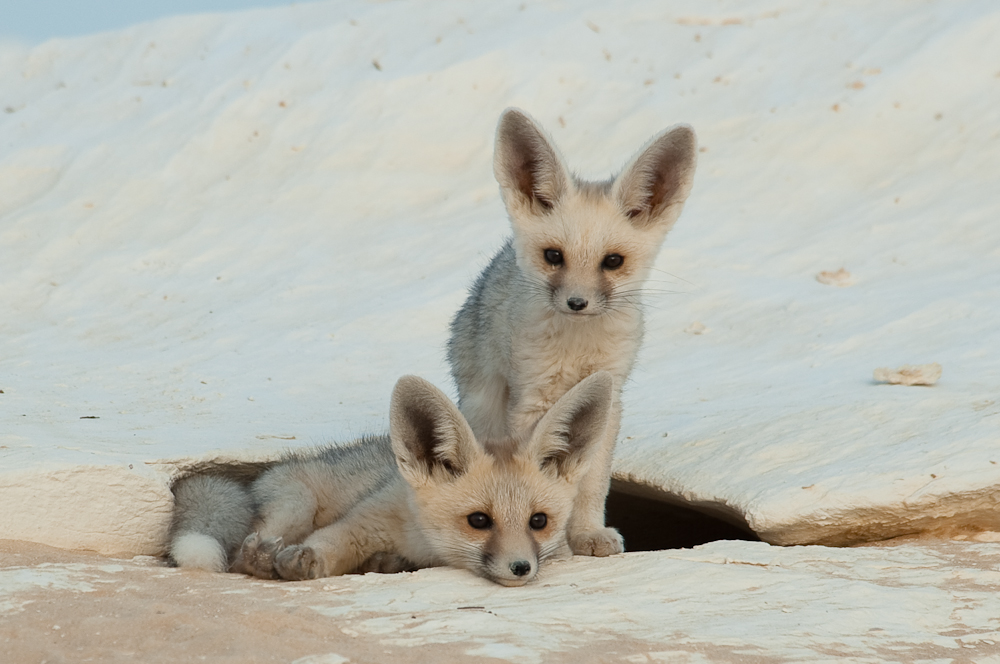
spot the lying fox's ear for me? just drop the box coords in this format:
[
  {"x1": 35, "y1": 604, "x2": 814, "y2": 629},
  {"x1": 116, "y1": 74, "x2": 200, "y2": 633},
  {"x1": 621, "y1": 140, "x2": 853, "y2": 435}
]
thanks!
[
  {"x1": 390, "y1": 376, "x2": 481, "y2": 485},
  {"x1": 494, "y1": 108, "x2": 570, "y2": 215},
  {"x1": 613, "y1": 124, "x2": 697, "y2": 232},
  {"x1": 527, "y1": 371, "x2": 615, "y2": 481}
]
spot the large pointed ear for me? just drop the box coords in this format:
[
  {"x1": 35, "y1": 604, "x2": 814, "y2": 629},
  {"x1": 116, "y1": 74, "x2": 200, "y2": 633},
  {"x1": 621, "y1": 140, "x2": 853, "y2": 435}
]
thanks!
[
  {"x1": 389, "y1": 376, "x2": 482, "y2": 485},
  {"x1": 612, "y1": 124, "x2": 697, "y2": 231},
  {"x1": 493, "y1": 108, "x2": 571, "y2": 215},
  {"x1": 526, "y1": 372, "x2": 615, "y2": 481}
]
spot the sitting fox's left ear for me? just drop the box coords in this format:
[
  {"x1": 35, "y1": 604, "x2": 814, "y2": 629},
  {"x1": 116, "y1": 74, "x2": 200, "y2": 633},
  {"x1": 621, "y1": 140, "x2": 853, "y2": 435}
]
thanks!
[
  {"x1": 389, "y1": 376, "x2": 481, "y2": 485},
  {"x1": 613, "y1": 124, "x2": 697, "y2": 232},
  {"x1": 527, "y1": 371, "x2": 615, "y2": 480},
  {"x1": 494, "y1": 108, "x2": 572, "y2": 216}
]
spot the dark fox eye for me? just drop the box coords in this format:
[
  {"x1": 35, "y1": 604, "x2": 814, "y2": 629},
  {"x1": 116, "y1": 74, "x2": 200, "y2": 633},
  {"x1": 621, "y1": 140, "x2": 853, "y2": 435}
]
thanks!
[
  {"x1": 602, "y1": 254, "x2": 624, "y2": 270},
  {"x1": 544, "y1": 249, "x2": 564, "y2": 266},
  {"x1": 467, "y1": 512, "x2": 493, "y2": 529},
  {"x1": 529, "y1": 513, "x2": 547, "y2": 530}
]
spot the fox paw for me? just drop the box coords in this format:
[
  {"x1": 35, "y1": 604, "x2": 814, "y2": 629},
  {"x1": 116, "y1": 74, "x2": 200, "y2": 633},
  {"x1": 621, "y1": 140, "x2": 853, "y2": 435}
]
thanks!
[
  {"x1": 355, "y1": 552, "x2": 418, "y2": 574},
  {"x1": 274, "y1": 544, "x2": 323, "y2": 581},
  {"x1": 570, "y1": 527, "x2": 624, "y2": 557},
  {"x1": 231, "y1": 533, "x2": 284, "y2": 579}
]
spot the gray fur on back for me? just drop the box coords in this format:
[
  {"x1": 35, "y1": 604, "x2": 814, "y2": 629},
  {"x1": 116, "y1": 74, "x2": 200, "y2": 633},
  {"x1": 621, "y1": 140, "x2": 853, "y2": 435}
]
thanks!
[
  {"x1": 252, "y1": 435, "x2": 400, "y2": 523},
  {"x1": 447, "y1": 240, "x2": 519, "y2": 405}
]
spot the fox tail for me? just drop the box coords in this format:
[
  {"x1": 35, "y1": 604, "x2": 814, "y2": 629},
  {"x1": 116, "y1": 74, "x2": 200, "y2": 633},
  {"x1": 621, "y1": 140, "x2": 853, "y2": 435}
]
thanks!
[{"x1": 168, "y1": 475, "x2": 255, "y2": 572}]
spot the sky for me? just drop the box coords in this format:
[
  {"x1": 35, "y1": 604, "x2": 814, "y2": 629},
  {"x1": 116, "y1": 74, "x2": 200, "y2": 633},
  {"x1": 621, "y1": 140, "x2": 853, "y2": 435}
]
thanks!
[{"x1": 0, "y1": 0, "x2": 297, "y2": 42}]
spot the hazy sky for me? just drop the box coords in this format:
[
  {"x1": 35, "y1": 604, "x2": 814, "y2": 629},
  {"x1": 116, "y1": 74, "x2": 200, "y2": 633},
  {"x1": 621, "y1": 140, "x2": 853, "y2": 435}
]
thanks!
[{"x1": 1, "y1": 0, "x2": 298, "y2": 42}]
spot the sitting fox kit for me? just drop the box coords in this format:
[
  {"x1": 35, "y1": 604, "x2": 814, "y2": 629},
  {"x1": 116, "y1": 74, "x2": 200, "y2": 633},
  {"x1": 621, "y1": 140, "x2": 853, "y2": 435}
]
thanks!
[
  {"x1": 448, "y1": 109, "x2": 697, "y2": 556},
  {"x1": 169, "y1": 372, "x2": 615, "y2": 586}
]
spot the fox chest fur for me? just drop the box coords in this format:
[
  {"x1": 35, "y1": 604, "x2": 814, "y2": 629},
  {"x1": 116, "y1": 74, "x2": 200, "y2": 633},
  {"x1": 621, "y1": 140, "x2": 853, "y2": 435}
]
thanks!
[{"x1": 450, "y1": 240, "x2": 643, "y2": 441}]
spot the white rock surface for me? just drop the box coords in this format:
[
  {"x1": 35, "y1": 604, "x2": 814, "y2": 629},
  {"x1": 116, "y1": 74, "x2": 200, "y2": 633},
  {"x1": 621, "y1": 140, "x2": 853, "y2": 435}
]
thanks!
[{"x1": 1, "y1": 0, "x2": 998, "y2": 554}]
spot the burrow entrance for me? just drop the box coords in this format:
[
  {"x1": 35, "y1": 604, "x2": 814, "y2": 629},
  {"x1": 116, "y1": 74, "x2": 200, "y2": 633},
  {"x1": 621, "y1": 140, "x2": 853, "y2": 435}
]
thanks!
[{"x1": 605, "y1": 479, "x2": 759, "y2": 551}]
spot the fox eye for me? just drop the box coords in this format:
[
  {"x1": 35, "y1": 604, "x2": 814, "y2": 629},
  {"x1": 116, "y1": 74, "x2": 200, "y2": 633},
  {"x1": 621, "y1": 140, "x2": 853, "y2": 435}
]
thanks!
[
  {"x1": 543, "y1": 249, "x2": 564, "y2": 266},
  {"x1": 467, "y1": 512, "x2": 493, "y2": 529},
  {"x1": 529, "y1": 513, "x2": 547, "y2": 530},
  {"x1": 602, "y1": 254, "x2": 624, "y2": 270}
]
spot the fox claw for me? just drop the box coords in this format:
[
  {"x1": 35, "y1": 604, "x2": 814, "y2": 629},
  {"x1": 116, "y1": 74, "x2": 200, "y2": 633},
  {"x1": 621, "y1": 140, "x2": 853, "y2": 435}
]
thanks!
[
  {"x1": 275, "y1": 544, "x2": 322, "y2": 580},
  {"x1": 355, "y1": 552, "x2": 418, "y2": 574},
  {"x1": 570, "y1": 527, "x2": 624, "y2": 557},
  {"x1": 231, "y1": 533, "x2": 284, "y2": 579}
]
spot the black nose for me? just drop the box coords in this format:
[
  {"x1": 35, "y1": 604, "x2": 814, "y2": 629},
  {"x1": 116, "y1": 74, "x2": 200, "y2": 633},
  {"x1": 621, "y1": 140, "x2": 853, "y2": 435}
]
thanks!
[
  {"x1": 509, "y1": 560, "x2": 532, "y2": 577},
  {"x1": 566, "y1": 297, "x2": 588, "y2": 311}
]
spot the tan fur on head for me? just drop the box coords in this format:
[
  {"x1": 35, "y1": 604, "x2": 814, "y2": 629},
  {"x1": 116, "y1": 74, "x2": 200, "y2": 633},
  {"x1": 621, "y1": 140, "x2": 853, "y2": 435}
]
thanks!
[
  {"x1": 494, "y1": 107, "x2": 697, "y2": 233},
  {"x1": 493, "y1": 108, "x2": 697, "y2": 319}
]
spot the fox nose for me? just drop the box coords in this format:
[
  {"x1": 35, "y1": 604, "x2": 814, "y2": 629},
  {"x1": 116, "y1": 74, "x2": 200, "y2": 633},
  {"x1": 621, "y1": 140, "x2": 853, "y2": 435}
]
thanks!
[
  {"x1": 566, "y1": 297, "x2": 588, "y2": 311},
  {"x1": 509, "y1": 560, "x2": 532, "y2": 577}
]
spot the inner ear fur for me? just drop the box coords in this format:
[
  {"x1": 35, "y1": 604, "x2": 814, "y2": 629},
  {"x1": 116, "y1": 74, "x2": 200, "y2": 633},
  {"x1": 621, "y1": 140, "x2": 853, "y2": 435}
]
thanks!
[
  {"x1": 527, "y1": 371, "x2": 615, "y2": 480},
  {"x1": 613, "y1": 124, "x2": 697, "y2": 230},
  {"x1": 494, "y1": 108, "x2": 571, "y2": 214},
  {"x1": 389, "y1": 376, "x2": 481, "y2": 483}
]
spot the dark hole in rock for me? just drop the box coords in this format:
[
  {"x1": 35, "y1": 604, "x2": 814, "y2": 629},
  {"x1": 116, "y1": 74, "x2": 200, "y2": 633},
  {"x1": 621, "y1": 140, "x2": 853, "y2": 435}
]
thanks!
[{"x1": 606, "y1": 479, "x2": 760, "y2": 551}]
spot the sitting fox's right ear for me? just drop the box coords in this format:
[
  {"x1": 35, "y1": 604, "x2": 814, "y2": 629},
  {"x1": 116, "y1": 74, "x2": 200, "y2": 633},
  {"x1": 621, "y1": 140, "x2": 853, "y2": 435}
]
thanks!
[
  {"x1": 494, "y1": 108, "x2": 571, "y2": 216},
  {"x1": 389, "y1": 376, "x2": 480, "y2": 484}
]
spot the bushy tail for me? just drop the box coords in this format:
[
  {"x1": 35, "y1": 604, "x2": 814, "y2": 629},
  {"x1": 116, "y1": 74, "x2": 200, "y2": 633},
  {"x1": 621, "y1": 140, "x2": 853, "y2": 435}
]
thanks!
[{"x1": 168, "y1": 475, "x2": 255, "y2": 572}]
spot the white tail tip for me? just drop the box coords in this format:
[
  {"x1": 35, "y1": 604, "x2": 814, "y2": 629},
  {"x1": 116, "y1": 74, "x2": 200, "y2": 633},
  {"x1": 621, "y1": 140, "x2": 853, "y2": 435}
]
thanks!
[{"x1": 171, "y1": 532, "x2": 226, "y2": 572}]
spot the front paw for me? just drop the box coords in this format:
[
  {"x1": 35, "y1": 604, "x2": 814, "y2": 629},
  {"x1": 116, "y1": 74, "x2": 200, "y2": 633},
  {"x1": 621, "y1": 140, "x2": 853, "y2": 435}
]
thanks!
[
  {"x1": 231, "y1": 533, "x2": 285, "y2": 579},
  {"x1": 275, "y1": 544, "x2": 323, "y2": 580},
  {"x1": 570, "y1": 527, "x2": 624, "y2": 557}
]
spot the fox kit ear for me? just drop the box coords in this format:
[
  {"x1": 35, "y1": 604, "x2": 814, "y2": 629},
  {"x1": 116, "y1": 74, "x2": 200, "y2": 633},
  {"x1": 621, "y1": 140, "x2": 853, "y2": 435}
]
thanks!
[
  {"x1": 390, "y1": 376, "x2": 482, "y2": 485},
  {"x1": 527, "y1": 371, "x2": 615, "y2": 481},
  {"x1": 494, "y1": 108, "x2": 570, "y2": 215},
  {"x1": 613, "y1": 124, "x2": 697, "y2": 231}
]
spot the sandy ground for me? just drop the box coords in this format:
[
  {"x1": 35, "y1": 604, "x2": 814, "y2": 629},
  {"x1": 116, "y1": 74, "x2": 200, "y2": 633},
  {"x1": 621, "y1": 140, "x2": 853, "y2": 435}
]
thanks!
[
  {"x1": 0, "y1": 540, "x2": 724, "y2": 664},
  {"x1": 0, "y1": 540, "x2": 493, "y2": 664},
  {"x1": 5, "y1": 538, "x2": 1000, "y2": 664}
]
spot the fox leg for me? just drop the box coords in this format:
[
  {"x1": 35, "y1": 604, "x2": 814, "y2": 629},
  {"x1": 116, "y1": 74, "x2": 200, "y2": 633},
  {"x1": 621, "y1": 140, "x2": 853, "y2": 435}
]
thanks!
[
  {"x1": 355, "y1": 552, "x2": 419, "y2": 574},
  {"x1": 566, "y1": 399, "x2": 625, "y2": 557},
  {"x1": 508, "y1": 384, "x2": 625, "y2": 557},
  {"x1": 459, "y1": 373, "x2": 511, "y2": 442},
  {"x1": 273, "y1": 486, "x2": 406, "y2": 581},
  {"x1": 231, "y1": 533, "x2": 285, "y2": 579},
  {"x1": 231, "y1": 479, "x2": 317, "y2": 579}
]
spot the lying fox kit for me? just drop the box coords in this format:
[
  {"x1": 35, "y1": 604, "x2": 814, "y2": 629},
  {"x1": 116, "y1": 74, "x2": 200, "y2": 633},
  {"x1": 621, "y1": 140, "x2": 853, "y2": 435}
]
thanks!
[
  {"x1": 169, "y1": 372, "x2": 614, "y2": 586},
  {"x1": 448, "y1": 109, "x2": 697, "y2": 557}
]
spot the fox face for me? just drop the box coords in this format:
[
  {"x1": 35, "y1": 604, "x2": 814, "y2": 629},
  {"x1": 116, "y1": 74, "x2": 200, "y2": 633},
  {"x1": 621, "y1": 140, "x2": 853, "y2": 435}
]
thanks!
[
  {"x1": 494, "y1": 109, "x2": 697, "y2": 318},
  {"x1": 390, "y1": 372, "x2": 614, "y2": 586},
  {"x1": 408, "y1": 452, "x2": 575, "y2": 586}
]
